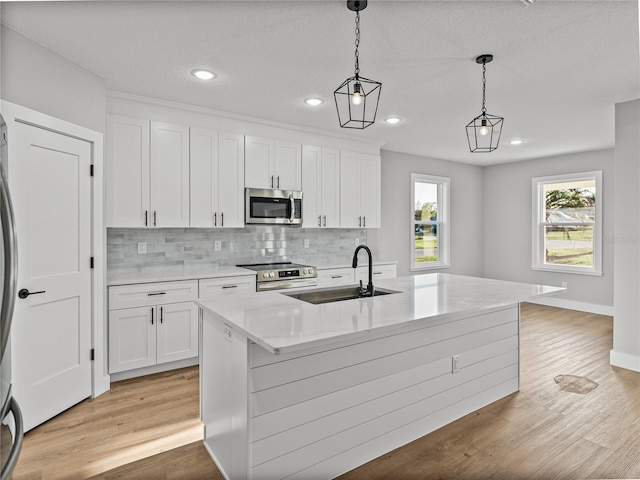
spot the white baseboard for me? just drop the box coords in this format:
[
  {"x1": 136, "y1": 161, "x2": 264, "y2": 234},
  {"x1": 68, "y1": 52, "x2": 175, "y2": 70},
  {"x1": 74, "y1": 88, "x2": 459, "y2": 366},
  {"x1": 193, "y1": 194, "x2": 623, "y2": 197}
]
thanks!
[
  {"x1": 610, "y1": 349, "x2": 640, "y2": 372},
  {"x1": 528, "y1": 297, "x2": 614, "y2": 316},
  {"x1": 109, "y1": 357, "x2": 199, "y2": 383}
]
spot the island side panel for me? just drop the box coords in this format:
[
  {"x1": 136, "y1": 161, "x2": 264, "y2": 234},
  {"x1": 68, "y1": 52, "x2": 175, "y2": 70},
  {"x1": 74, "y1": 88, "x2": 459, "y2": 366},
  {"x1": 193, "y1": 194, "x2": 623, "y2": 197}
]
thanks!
[
  {"x1": 201, "y1": 308, "x2": 250, "y2": 480},
  {"x1": 248, "y1": 305, "x2": 520, "y2": 480}
]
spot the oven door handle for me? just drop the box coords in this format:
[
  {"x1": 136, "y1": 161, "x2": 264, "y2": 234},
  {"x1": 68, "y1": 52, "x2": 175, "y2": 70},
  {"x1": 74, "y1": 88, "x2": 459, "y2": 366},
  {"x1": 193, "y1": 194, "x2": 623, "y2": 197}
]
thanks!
[{"x1": 257, "y1": 279, "x2": 318, "y2": 292}]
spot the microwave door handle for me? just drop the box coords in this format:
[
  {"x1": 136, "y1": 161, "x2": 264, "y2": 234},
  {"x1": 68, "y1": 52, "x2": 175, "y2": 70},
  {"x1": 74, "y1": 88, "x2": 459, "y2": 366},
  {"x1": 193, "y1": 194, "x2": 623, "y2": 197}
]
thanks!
[{"x1": 289, "y1": 194, "x2": 295, "y2": 223}]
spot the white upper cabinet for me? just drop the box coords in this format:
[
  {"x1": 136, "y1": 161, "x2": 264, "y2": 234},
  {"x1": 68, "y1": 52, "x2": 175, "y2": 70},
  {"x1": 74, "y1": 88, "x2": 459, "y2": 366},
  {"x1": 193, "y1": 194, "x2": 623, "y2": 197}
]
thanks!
[
  {"x1": 190, "y1": 128, "x2": 244, "y2": 228},
  {"x1": 150, "y1": 121, "x2": 190, "y2": 227},
  {"x1": 245, "y1": 136, "x2": 301, "y2": 190},
  {"x1": 106, "y1": 115, "x2": 150, "y2": 227},
  {"x1": 340, "y1": 150, "x2": 381, "y2": 228},
  {"x1": 302, "y1": 145, "x2": 340, "y2": 228},
  {"x1": 106, "y1": 115, "x2": 189, "y2": 227}
]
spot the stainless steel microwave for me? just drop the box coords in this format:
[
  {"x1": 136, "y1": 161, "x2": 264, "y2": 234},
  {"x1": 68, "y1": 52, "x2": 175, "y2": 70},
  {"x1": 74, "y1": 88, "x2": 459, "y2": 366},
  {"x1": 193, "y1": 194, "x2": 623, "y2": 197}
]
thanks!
[{"x1": 245, "y1": 188, "x2": 303, "y2": 225}]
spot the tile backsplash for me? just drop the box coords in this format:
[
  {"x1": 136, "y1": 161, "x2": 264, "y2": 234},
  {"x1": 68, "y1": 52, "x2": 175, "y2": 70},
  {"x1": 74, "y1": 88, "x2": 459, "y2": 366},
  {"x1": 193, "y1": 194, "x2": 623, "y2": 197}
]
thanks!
[{"x1": 107, "y1": 227, "x2": 367, "y2": 271}]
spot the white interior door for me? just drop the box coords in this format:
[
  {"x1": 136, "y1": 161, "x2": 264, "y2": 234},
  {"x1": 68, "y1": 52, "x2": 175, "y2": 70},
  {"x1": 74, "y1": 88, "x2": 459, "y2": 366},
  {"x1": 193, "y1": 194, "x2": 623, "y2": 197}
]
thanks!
[{"x1": 10, "y1": 122, "x2": 92, "y2": 432}]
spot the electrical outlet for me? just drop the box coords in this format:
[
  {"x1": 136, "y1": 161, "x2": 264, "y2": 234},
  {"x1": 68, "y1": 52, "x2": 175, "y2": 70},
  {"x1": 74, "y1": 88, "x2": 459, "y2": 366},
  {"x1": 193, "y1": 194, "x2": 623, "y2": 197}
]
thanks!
[
  {"x1": 561, "y1": 281, "x2": 568, "y2": 289},
  {"x1": 137, "y1": 242, "x2": 147, "y2": 254},
  {"x1": 214, "y1": 240, "x2": 222, "y2": 251},
  {"x1": 354, "y1": 237, "x2": 360, "y2": 247},
  {"x1": 303, "y1": 239, "x2": 310, "y2": 248},
  {"x1": 452, "y1": 355, "x2": 460, "y2": 374}
]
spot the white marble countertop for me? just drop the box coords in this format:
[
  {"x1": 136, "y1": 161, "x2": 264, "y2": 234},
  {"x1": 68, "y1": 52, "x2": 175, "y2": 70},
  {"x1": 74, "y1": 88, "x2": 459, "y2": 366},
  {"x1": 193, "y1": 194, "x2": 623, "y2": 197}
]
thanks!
[
  {"x1": 196, "y1": 273, "x2": 564, "y2": 355},
  {"x1": 107, "y1": 265, "x2": 256, "y2": 286}
]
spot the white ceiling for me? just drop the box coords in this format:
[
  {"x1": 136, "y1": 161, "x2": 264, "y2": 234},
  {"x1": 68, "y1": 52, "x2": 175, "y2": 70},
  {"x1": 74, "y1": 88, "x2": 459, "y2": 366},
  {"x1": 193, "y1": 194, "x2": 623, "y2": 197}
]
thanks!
[{"x1": 1, "y1": 1, "x2": 638, "y2": 166}]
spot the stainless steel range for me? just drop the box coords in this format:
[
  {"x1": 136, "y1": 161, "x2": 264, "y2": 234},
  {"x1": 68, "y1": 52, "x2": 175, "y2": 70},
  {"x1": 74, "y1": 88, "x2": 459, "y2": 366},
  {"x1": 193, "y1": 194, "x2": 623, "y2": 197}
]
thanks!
[{"x1": 237, "y1": 262, "x2": 317, "y2": 292}]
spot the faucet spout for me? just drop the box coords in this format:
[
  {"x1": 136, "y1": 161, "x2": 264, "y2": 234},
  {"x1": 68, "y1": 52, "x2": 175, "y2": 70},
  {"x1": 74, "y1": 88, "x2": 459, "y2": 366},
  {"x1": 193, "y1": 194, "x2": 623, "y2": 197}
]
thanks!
[{"x1": 352, "y1": 244, "x2": 374, "y2": 297}]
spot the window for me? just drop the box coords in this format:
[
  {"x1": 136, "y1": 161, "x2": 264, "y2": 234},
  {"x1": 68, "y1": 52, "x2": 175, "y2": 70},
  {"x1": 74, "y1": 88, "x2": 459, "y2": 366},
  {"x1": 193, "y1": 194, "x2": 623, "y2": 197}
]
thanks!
[
  {"x1": 532, "y1": 171, "x2": 602, "y2": 275},
  {"x1": 411, "y1": 173, "x2": 450, "y2": 270}
]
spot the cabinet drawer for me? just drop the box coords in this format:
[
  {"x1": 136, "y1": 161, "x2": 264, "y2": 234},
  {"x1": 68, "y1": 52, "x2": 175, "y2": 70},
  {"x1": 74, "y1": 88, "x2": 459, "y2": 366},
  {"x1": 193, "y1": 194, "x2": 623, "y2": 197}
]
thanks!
[
  {"x1": 109, "y1": 280, "x2": 198, "y2": 310},
  {"x1": 199, "y1": 276, "x2": 257, "y2": 299},
  {"x1": 316, "y1": 268, "x2": 354, "y2": 287},
  {"x1": 356, "y1": 264, "x2": 397, "y2": 283}
]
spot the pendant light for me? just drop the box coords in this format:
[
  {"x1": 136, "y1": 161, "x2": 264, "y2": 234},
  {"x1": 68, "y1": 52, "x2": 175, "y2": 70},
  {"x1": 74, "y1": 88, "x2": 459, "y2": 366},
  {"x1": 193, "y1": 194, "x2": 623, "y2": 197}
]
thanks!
[
  {"x1": 466, "y1": 54, "x2": 504, "y2": 153},
  {"x1": 334, "y1": 0, "x2": 381, "y2": 129}
]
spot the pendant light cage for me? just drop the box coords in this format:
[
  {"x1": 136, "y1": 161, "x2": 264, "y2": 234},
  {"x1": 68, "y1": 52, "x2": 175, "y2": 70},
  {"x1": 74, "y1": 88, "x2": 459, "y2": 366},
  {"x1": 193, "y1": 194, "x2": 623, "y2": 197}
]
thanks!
[
  {"x1": 466, "y1": 113, "x2": 504, "y2": 153},
  {"x1": 466, "y1": 54, "x2": 504, "y2": 153},
  {"x1": 334, "y1": 0, "x2": 382, "y2": 129},
  {"x1": 334, "y1": 76, "x2": 382, "y2": 129}
]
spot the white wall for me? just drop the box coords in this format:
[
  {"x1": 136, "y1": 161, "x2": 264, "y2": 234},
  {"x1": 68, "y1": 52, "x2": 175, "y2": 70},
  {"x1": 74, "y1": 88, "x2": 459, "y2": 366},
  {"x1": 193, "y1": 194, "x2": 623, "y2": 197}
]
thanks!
[
  {"x1": 482, "y1": 149, "x2": 615, "y2": 312},
  {"x1": 611, "y1": 99, "x2": 640, "y2": 372},
  {"x1": 368, "y1": 149, "x2": 484, "y2": 278},
  {"x1": 0, "y1": 24, "x2": 106, "y2": 133}
]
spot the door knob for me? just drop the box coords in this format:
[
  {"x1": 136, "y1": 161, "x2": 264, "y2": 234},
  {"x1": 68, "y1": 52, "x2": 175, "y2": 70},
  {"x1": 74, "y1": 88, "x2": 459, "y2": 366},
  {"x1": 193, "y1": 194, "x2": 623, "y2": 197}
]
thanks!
[{"x1": 18, "y1": 288, "x2": 46, "y2": 299}]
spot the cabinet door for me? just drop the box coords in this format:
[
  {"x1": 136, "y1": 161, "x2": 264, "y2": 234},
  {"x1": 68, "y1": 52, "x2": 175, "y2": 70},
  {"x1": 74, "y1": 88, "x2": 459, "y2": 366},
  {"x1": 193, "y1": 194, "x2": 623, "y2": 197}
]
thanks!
[
  {"x1": 190, "y1": 127, "x2": 219, "y2": 227},
  {"x1": 150, "y1": 121, "x2": 190, "y2": 227},
  {"x1": 106, "y1": 115, "x2": 150, "y2": 227},
  {"x1": 359, "y1": 153, "x2": 381, "y2": 228},
  {"x1": 108, "y1": 306, "x2": 156, "y2": 373},
  {"x1": 218, "y1": 132, "x2": 245, "y2": 228},
  {"x1": 302, "y1": 145, "x2": 322, "y2": 228},
  {"x1": 245, "y1": 136, "x2": 274, "y2": 189},
  {"x1": 321, "y1": 148, "x2": 341, "y2": 228},
  {"x1": 156, "y1": 302, "x2": 199, "y2": 364},
  {"x1": 274, "y1": 140, "x2": 302, "y2": 190},
  {"x1": 339, "y1": 150, "x2": 360, "y2": 228}
]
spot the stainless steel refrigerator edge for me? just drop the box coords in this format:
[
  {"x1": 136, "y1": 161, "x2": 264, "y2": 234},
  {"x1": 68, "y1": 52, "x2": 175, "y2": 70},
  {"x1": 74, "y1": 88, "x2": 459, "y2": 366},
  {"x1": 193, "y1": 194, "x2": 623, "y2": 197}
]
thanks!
[{"x1": 0, "y1": 113, "x2": 24, "y2": 480}]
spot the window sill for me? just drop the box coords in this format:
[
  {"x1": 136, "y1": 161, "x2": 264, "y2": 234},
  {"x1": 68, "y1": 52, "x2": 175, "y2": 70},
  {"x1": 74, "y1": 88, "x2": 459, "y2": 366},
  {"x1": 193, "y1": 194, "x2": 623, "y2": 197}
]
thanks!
[
  {"x1": 410, "y1": 263, "x2": 451, "y2": 272},
  {"x1": 531, "y1": 265, "x2": 602, "y2": 276}
]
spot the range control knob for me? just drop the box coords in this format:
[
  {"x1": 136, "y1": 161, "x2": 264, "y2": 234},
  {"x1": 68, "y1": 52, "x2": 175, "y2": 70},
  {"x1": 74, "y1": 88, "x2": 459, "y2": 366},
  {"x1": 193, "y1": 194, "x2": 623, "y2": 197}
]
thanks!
[
  {"x1": 302, "y1": 269, "x2": 308, "y2": 275},
  {"x1": 262, "y1": 272, "x2": 269, "y2": 278},
  {"x1": 269, "y1": 272, "x2": 275, "y2": 278}
]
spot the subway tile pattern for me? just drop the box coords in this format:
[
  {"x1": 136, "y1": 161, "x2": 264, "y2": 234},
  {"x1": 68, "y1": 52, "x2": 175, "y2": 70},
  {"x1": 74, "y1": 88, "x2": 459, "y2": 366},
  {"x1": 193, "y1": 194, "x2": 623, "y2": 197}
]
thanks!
[{"x1": 107, "y1": 227, "x2": 367, "y2": 271}]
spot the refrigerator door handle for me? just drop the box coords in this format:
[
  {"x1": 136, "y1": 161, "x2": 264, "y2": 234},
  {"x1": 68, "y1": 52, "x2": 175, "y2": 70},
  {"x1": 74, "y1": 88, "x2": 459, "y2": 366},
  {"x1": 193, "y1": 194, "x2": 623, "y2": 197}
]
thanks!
[
  {"x1": 0, "y1": 397, "x2": 24, "y2": 480},
  {"x1": 0, "y1": 165, "x2": 18, "y2": 359}
]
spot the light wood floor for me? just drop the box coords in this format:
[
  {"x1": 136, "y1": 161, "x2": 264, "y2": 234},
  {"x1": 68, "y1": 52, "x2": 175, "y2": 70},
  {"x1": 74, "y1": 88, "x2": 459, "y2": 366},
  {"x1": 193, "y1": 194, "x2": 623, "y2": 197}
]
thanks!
[{"x1": 13, "y1": 303, "x2": 640, "y2": 479}]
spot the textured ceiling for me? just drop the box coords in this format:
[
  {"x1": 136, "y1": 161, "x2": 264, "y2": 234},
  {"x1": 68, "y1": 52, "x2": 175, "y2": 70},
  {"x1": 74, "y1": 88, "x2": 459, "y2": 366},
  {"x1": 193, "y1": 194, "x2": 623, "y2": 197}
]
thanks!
[{"x1": 1, "y1": 1, "x2": 638, "y2": 165}]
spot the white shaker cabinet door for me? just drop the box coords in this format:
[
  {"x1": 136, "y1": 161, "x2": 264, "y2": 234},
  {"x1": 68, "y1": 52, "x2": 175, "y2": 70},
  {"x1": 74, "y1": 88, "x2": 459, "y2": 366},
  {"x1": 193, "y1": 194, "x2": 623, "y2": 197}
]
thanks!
[
  {"x1": 106, "y1": 115, "x2": 150, "y2": 227},
  {"x1": 320, "y1": 147, "x2": 341, "y2": 228},
  {"x1": 274, "y1": 140, "x2": 301, "y2": 191},
  {"x1": 245, "y1": 136, "x2": 274, "y2": 189},
  {"x1": 302, "y1": 145, "x2": 322, "y2": 228},
  {"x1": 359, "y1": 153, "x2": 381, "y2": 228},
  {"x1": 156, "y1": 302, "x2": 199, "y2": 365},
  {"x1": 339, "y1": 150, "x2": 360, "y2": 228},
  {"x1": 109, "y1": 306, "x2": 157, "y2": 373},
  {"x1": 150, "y1": 121, "x2": 190, "y2": 227},
  {"x1": 217, "y1": 132, "x2": 245, "y2": 228},
  {"x1": 190, "y1": 127, "x2": 219, "y2": 227}
]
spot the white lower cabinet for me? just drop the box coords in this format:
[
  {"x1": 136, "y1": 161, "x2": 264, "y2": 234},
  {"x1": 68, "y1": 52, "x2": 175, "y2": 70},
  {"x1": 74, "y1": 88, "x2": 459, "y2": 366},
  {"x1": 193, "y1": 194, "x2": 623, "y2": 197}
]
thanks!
[{"x1": 108, "y1": 280, "x2": 199, "y2": 374}]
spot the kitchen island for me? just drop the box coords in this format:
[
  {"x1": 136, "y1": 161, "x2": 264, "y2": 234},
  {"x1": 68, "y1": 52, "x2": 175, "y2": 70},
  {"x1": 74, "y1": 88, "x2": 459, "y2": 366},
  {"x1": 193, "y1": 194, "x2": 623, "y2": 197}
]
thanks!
[{"x1": 197, "y1": 273, "x2": 562, "y2": 479}]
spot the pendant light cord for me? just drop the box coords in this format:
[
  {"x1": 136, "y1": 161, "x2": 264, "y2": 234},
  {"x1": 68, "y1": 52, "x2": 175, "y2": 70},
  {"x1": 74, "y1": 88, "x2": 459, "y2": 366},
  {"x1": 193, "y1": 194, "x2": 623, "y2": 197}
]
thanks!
[
  {"x1": 354, "y1": 11, "x2": 360, "y2": 78},
  {"x1": 481, "y1": 61, "x2": 487, "y2": 115}
]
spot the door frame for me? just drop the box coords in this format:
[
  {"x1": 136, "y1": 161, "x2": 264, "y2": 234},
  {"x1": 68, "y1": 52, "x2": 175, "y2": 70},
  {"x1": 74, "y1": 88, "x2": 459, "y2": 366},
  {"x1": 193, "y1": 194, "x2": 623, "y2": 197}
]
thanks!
[{"x1": 1, "y1": 100, "x2": 109, "y2": 398}]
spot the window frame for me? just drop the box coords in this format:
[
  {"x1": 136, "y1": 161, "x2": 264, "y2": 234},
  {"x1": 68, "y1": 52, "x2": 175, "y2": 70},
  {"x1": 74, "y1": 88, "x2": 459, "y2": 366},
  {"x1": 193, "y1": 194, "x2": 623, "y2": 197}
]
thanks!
[
  {"x1": 531, "y1": 170, "x2": 603, "y2": 276},
  {"x1": 410, "y1": 173, "x2": 450, "y2": 271}
]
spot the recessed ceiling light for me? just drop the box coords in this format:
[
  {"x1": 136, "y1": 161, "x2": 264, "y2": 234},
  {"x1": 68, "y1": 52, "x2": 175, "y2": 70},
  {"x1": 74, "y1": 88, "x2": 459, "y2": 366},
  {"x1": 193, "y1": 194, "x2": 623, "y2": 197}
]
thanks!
[
  {"x1": 384, "y1": 116, "x2": 402, "y2": 124},
  {"x1": 304, "y1": 98, "x2": 324, "y2": 106},
  {"x1": 191, "y1": 69, "x2": 216, "y2": 80},
  {"x1": 509, "y1": 139, "x2": 523, "y2": 145}
]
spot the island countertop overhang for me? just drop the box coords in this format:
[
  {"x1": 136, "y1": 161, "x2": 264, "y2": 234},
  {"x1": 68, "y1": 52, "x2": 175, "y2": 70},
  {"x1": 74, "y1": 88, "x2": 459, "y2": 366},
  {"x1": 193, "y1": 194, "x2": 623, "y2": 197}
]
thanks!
[{"x1": 196, "y1": 273, "x2": 564, "y2": 355}]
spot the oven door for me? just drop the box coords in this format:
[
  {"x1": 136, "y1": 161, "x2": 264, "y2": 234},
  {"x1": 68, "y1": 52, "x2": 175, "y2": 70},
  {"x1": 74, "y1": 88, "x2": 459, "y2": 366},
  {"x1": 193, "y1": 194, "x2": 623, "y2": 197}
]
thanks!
[{"x1": 245, "y1": 188, "x2": 302, "y2": 225}]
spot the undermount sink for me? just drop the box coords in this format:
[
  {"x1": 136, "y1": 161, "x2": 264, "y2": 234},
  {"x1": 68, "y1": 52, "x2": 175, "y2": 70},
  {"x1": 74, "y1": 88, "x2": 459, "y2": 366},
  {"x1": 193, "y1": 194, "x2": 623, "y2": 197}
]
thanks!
[{"x1": 284, "y1": 285, "x2": 400, "y2": 305}]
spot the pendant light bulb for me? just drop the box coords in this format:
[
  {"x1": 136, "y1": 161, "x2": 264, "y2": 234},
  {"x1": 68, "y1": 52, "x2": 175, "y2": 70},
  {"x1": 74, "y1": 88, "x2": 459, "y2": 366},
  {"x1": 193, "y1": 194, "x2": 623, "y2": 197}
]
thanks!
[
  {"x1": 352, "y1": 83, "x2": 363, "y2": 105},
  {"x1": 479, "y1": 119, "x2": 490, "y2": 136}
]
